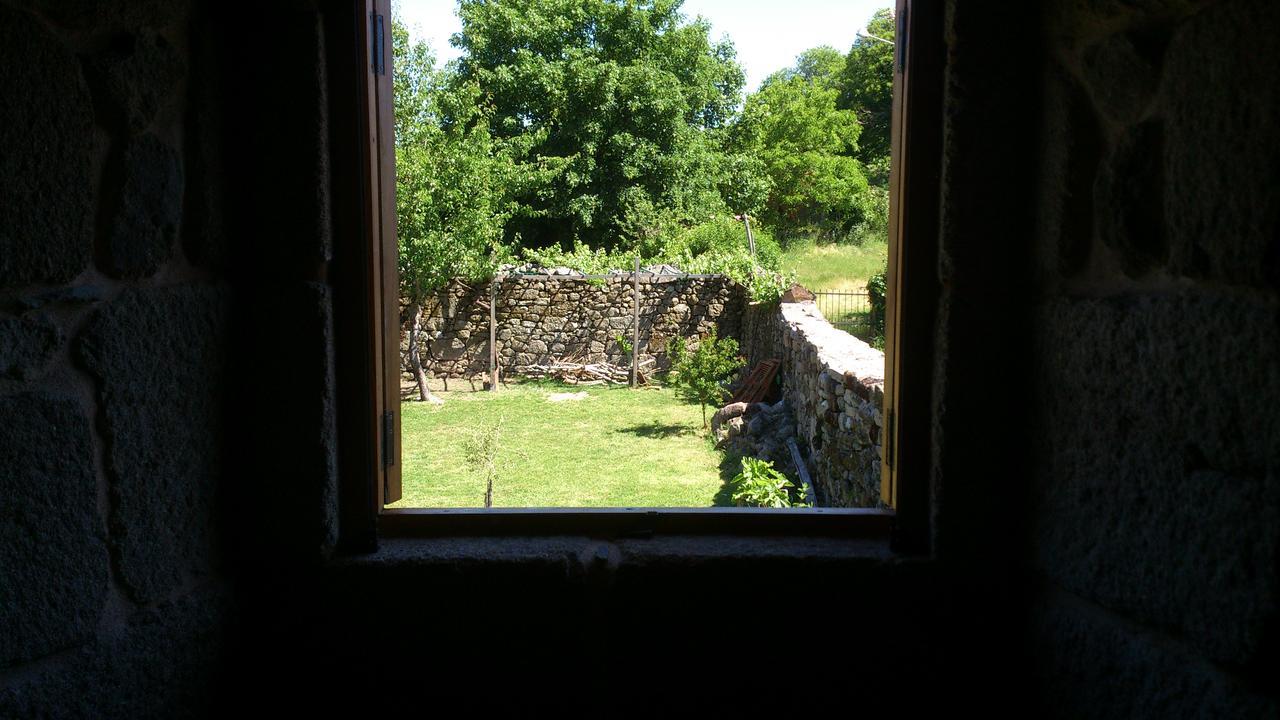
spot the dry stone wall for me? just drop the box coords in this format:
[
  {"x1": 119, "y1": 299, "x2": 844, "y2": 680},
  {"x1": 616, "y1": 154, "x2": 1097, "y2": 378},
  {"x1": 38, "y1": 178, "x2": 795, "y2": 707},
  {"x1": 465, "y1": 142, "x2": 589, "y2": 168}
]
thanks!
[
  {"x1": 406, "y1": 275, "x2": 747, "y2": 380},
  {"x1": 772, "y1": 302, "x2": 885, "y2": 507}
]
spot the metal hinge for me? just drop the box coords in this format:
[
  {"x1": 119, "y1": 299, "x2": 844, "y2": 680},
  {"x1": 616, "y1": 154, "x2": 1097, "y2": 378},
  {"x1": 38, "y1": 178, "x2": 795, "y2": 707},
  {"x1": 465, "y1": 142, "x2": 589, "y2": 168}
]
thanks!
[
  {"x1": 885, "y1": 408, "x2": 896, "y2": 470},
  {"x1": 372, "y1": 12, "x2": 386, "y2": 76},
  {"x1": 382, "y1": 410, "x2": 395, "y2": 468}
]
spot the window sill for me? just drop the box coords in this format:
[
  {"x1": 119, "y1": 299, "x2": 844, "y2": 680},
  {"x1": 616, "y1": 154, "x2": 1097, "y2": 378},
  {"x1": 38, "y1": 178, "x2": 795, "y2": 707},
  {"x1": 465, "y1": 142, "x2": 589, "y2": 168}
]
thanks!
[
  {"x1": 334, "y1": 532, "x2": 902, "y2": 571},
  {"x1": 378, "y1": 507, "x2": 894, "y2": 539}
]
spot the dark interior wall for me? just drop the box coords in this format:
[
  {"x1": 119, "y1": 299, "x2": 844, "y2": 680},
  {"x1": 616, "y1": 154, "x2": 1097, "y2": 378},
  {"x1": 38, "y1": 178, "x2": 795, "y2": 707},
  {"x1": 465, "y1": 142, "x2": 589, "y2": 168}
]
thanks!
[
  {"x1": 1025, "y1": 0, "x2": 1279, "y2": 716},
  {"x1": 0, "y1": 0, "x2": 1276, "y2": 717},
  {"x1": 0, "y1": 0, "x2": 236, "y2": 715},
  {"x1": 0, "y1": 0, "x2": 339, "y2": 715}
]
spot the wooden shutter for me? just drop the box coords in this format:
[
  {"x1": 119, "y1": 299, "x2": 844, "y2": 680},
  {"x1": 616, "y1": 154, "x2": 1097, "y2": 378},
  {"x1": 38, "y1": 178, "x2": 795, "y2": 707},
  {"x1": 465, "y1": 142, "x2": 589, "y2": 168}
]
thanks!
[
  {"x1": 881, "y1": 0, "x2": 942, "y2": 536},
  {"x1": 360, "y1": 0, "x2": 402, "y2": 506}
]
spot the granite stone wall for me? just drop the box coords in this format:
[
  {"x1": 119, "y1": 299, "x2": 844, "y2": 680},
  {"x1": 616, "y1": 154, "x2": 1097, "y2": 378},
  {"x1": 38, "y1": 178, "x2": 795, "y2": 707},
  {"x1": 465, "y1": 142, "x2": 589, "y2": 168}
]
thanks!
[
  {"x1": 0, "y1": 3, "x2": 338, "y2": 715},
  {"x1": 1023, "y1": 0, "x2": 1280, "y2": 714},
  {"x1": 1, "y1": 0, "x2": 1277, "y2": 716},
  {"x1": 741, "y1": 301, "x2": 885, "y2": 507},
  {"x1": 405, "y1": 275, "x2": 747, "y2": 380}
]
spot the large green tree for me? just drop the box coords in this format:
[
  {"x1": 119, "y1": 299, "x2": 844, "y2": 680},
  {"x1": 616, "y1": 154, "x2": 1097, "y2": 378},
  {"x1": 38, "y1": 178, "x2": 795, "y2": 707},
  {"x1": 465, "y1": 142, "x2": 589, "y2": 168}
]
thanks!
[
  {"x1": 781, "y1": 45, "x2": 846, "y2": 89},
  {"x1": 730, "y1": 72, "x2": 869, "y2": 237},
  {"x1": 394, "y1": 17, "x2": 512, "y2": 400},
  {"x1": 451, "y1": 0, "x2": 745, "y2": 251},
  {"x1": 840, "y1": 8, "x2": 896, "y2": 178}
]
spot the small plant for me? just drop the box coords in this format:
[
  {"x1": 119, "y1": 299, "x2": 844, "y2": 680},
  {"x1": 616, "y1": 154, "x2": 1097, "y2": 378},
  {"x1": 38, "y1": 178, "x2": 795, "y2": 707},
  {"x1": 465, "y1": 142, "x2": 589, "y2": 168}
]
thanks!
[
  {"x1": 665, "y1": 328, "x2": 746, "y2": 428},
  {"x1": 614, "y1": 333, "x2": 633, "y2": 362},
  {"x1": 866, "y1": 265, "x2": 887, "y2": 340},
  {"x1": 730, "y1": 456, "x2": 805, "y2": 508},
  {"x1": 463, "y1": 416, "x2": 504, "y2": 508}
]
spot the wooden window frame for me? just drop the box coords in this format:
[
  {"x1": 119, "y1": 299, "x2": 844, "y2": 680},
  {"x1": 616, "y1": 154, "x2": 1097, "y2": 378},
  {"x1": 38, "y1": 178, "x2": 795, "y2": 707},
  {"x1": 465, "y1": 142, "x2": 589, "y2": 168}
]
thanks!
[{"x1": 334, "y1": 0, "x2": 942, "y2": 552}]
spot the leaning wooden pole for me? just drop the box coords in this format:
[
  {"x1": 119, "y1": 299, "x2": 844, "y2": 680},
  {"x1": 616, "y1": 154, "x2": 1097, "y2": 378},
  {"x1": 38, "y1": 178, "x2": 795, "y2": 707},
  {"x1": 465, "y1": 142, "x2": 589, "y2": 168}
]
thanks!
[
  {"x1": 489, "y1": 275, "x2": 498, "y2": 392},
  {"x1": 631, "y1": 256, "x2": 640, "y2": 388}
]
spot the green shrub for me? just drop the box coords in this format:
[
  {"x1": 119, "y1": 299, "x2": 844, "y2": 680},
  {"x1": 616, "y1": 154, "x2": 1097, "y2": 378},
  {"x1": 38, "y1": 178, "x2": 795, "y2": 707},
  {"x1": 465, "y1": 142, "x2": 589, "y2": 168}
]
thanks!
[
  {"x1": 669, "y1": 216, "x2": 781, "y2": 271},
  {"x1": 668, "y1": 216, "x2": 790, "y2": 302},
  {"x1": 517, "y1": 216, "x2": 793, "y2": 302},
  {"x1": 665, "y1": 328, "x2": 746, "y2": 428},
  {"x1": 867, "y1": 264, "x2": 887, "y2": 344},
  {"x1": 730, "y1": 456, "x2": 806, "y2": 508},
  {"x1": 846, "y1": 185, "x2": 889, "y2": 246},
  {"x1": 521, "y1": 242, "x2": 636, "y2": 276}
]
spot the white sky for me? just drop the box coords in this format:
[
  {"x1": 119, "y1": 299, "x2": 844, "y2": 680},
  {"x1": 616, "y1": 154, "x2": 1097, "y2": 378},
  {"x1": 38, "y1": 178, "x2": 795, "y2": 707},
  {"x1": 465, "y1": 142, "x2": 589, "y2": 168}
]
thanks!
[{"x1": 394, "y1": 0, "x2": 888, "y2": 93}]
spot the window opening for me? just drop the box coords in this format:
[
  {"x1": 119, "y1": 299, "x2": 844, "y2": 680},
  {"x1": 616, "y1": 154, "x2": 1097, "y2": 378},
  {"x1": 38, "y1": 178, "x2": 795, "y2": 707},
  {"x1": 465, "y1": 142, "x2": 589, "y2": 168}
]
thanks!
[{"x1": 358, "y1": 0, "x2": 939, "y2": 535}]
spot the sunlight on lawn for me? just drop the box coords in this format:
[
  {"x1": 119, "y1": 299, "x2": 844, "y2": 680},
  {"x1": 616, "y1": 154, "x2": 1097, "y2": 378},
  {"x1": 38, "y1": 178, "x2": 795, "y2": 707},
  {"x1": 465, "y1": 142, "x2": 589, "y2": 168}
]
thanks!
[
  {"x1": 780, "y1": 239, "x2": 888, "y2": 293},
  {"x1": 392, "y1": 381, "x2": 732, "y2": 508}
]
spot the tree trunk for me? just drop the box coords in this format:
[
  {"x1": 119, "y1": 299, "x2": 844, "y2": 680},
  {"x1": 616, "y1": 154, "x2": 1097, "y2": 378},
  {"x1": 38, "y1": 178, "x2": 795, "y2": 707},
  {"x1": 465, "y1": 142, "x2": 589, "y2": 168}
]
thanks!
[{"x1": 406, "y1": 302, "x2": 435, "y2": 403}]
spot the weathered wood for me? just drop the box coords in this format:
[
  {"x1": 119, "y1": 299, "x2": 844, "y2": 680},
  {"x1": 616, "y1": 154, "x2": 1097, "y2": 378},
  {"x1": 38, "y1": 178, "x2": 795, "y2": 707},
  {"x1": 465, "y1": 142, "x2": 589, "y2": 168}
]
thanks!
[
  {"x1": 730, "y1": 359, "x2": 780, "y2": 405},
  {"x1": 489, "y1": 276, "x2": 498, "y2": 392},
  {"x1": 786, "y1": 437, "x2": 816, "y2": 507},
  {"x1": 631, "y1": 256, "x2": 640, "y2": 388},
  {"x1": 518, "y1": 359, "x2": 651, "y2": 386}
]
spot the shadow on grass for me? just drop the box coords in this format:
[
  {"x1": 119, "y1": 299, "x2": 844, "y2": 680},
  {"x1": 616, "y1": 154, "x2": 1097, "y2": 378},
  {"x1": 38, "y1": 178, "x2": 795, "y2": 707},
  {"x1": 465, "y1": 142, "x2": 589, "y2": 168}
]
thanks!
[
  {"x1": 713, "y1": 452, "x2": 742, "y2": 507},
  {"x1": 614, "y1": 421, "x2": 693, "y2": 439}
]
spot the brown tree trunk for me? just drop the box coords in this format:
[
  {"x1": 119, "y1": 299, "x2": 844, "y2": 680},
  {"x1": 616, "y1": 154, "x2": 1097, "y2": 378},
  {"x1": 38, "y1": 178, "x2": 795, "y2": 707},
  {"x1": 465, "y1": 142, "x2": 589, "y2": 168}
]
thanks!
[{"x1": 407, "y1": 301, "x2": 434, "y2": 402}]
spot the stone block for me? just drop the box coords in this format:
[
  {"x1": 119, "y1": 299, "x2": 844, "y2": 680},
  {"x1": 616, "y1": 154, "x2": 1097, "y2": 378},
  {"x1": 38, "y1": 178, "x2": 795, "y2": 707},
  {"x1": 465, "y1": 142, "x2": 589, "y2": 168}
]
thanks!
[
  {"x1": 1082, "y1": 31, "x2": 1161, "y2": 125},
  {"x1": 1028, "y1": 594, "x2": 1276, "y2": 719},
  {"x1": 0, "y1": 393, "x2": 106, "y2": 666},
  {"x1": 0, "y1": 314, "x2": 62, "y2": 380},
  {"x1": 78, "y1": 286, "x2": 229, "y2": 604},
  {"x1": 24, "y1": 0, "x2": 187, "y2": 28},
  {"x1": 0, "y1": 589, "x2": 228, "y2": 717},
  {"x1": 1033, "y1": 292, "x2": 1280, "y2": 665},
  {"x1": 85, "y1": 31, "x2": 184, "y2": 134},
  {"x1": 0, "y1": 5, "x2": 93, "y2": 285},
  {"x1": 1163, "y1": 0, "x2": 1280, "y2": 288},
  {"x1": 105, "y1": 134, "x2": 184, "y2": 278}
]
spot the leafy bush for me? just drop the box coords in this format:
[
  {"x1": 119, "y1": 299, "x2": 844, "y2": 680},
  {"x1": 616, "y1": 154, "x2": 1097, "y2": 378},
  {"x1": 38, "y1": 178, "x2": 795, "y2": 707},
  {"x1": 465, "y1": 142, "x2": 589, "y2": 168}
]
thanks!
[
  {"x1": 846, "y1": 185, "x2": 889, "y2": 246},
  {"x1": 665, "y1": 328, "x2": 746, "y2": 428},
  {"x1": 667, "y1": 216, "x2": 790, "y2": 302},
  {"x1": 521, "y1": 242, "x2": 637, "y2": 275},
  {"x1": 867, "y1": 264, "x2": 887, "y2": 346},
  {"x1": 730, "y1": 456, "x2": 806, "y2": 508},
  {"x1": 669, "y1": 216, "x2": 781, "y2": 271},
  {"x1": 463, "y1": 417, "x2": 504, "y2": 508},
  {"x1": 518, "y1": 215, "x2": 793, "y2": 302}
]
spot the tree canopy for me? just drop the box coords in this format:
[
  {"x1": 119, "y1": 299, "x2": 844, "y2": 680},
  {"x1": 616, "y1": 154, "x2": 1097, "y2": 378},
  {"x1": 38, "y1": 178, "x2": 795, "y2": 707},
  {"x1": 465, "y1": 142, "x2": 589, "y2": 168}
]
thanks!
[
  {"x1": 393, "y1": 17, "x2": 511, "y2": 302},
  {"x1": 452, "y1": 0, "x2": 745, "y2": 251},
  {"x1": 730, "y1": 73, "x2": 868, "y2": 236},
  {"x1": 840, "y1": 8, "x2": 896, "y2": 173},
  {"x1": 392, "y1": 4, "x2": 897, "y2": 293}
]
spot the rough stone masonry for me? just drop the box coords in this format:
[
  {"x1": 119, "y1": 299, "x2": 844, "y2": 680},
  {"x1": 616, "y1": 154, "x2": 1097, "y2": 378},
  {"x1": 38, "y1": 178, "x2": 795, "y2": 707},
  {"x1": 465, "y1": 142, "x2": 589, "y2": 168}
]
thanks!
[
  {"x1": 736, "y1": 301, "x2": 886, "y2": 507},
  {"x1": 404, "y1": 274, "x2": 747, "y2": 381}
]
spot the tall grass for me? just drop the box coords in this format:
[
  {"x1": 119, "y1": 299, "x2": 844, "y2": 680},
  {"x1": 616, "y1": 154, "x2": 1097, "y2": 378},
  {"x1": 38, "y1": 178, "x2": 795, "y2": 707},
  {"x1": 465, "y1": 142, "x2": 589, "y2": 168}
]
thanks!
[{"x1": 779, "y1": 238, "x2": 888, "y2": 294}]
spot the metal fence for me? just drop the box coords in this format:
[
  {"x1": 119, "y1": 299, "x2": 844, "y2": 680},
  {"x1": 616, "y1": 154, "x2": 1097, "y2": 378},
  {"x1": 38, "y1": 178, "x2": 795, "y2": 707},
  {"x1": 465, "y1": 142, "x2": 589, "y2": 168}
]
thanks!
[{"x1": 812, "y1": 291, "x2": 873, "y2": 339}]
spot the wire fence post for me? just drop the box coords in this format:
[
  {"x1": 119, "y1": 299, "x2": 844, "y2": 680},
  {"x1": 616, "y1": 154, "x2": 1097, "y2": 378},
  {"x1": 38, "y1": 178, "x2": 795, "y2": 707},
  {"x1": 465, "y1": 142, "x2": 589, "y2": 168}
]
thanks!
[
  {"x1": 489, "y1": 276, "x2": 498, "y2": 392},
  {"x1": 631, "y1": 256, "x2": 640, "y2": 388}
]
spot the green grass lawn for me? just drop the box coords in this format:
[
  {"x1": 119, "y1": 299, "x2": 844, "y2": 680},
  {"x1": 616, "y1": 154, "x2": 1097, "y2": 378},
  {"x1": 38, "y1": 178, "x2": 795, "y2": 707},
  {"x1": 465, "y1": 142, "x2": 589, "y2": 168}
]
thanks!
[
  {"x1": 392, "y1": 380, "x2": 734, "y2": 508},
  {"x1": 780, "y1": 238, "x2": 888, "y2": 294}
]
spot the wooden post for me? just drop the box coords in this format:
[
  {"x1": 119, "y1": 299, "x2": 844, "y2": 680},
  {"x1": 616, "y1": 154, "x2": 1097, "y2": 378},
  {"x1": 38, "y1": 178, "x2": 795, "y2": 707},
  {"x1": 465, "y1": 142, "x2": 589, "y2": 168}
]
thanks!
[
  {"x1": 631, "y1": 256, "x2": 640, "y2": 388},
  {"x1": 489, "y1": 276, "x2": 498, "y2": 392},
  {"x1": 743, "y1": 214, "x2": 756, "y2": 258},
  {"x1": 787, "y1": 437, "x2": 816, "y2": 506}
]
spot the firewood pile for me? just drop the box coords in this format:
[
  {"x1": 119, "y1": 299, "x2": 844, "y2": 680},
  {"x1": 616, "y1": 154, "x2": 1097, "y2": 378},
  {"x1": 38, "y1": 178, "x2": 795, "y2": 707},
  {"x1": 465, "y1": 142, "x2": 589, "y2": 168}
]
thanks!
[{"x1": 517, "y1": 356, "x2": 655, "y2": 386}]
